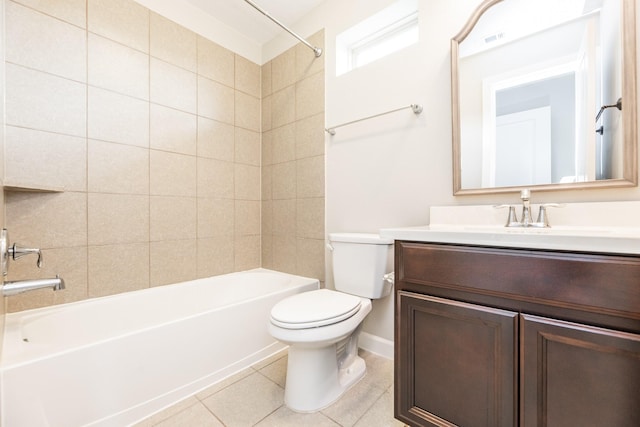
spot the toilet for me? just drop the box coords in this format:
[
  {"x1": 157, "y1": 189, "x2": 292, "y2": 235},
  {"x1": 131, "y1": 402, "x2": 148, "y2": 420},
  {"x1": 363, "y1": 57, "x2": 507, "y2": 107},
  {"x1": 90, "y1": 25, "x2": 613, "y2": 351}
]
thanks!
[{"x1": 268, "y1": 232, "x2": 394, "y2": 412}]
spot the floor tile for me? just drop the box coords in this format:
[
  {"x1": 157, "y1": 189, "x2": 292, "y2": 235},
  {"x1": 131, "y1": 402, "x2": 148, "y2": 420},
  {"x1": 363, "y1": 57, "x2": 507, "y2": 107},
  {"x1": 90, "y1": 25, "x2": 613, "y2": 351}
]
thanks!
[
  {"x1": 320, "y1": 378, "x2": 386, "y2": 427},
  {"x1": 154, "y1": 402, "x2": 223, "y2": 427},
  {"x1": 201, "y1": 371, "x2": 284, "y2": 426},
  {"x1": 257, "y1": 354, "x2": 287, "y2": 387},
  {"x1": 255, "y1": 406, "x2": 340, "y2": 426},
  {"x1": 354, "y1": 390, "x2": 404, "y2": 427},
  {"x1": 135, "y1": 350, "x2": 401, "y2": 427}
]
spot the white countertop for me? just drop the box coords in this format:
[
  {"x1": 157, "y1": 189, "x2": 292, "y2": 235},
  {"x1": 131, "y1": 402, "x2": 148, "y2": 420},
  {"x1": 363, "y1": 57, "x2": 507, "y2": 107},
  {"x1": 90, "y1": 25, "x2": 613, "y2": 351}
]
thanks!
[
  {"x1": 379, "y1": 201, "x2": 640, "y2": 255},
  {"x1": 380, "y1": 225, "x2": 640, "y2": 255}
]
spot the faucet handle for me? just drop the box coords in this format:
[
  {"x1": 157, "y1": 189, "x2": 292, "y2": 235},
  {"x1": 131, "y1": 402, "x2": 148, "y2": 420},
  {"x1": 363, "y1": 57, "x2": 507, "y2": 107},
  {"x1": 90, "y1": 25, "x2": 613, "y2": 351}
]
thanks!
[
  {"x1": 535, "y1": 203, "x2": 565, "y2": 227},
  {"x1": 494, "y1": 204, "x2": 519, "y2": 227},
  {"x1": 9, "y1": 244, "x2": 43, "y2": 268}
]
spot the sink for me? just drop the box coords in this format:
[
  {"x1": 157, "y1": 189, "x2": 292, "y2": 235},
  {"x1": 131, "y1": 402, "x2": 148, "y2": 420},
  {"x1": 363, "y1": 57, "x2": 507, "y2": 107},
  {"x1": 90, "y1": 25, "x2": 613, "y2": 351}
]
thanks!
[{"x1": 380, "y1": 201, "x2": 640, "y2": 255}]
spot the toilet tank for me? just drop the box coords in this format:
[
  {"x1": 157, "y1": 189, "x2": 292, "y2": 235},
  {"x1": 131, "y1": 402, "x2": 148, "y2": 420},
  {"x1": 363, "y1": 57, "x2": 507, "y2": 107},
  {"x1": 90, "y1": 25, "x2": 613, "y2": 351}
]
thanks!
[{"x1": 329, "y1": 233, "x2": 394, "y2": 299}]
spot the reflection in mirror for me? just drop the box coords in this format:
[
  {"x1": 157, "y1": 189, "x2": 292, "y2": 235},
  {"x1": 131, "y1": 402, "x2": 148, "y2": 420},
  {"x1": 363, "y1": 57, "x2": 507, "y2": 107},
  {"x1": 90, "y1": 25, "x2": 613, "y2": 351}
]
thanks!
[{"x1": 452, "y1": 0, "x2": 637, "y2": 194}]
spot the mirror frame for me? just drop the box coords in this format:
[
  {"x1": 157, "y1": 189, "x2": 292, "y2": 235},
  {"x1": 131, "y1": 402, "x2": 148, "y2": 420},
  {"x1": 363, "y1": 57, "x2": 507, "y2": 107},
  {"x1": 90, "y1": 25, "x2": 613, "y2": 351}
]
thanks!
[{"x1": 451, "y1": 0, "x2": 638, "y2": 195}]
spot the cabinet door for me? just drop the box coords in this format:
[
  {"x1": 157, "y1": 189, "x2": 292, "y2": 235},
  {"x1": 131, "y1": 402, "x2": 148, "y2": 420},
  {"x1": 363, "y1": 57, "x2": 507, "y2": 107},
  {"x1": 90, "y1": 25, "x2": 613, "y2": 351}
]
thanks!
[
  {"x1": 521, "y1": 314, "x2": 640, "y2": 427},
  {"x1": 395, "y1": 291, "x2": 518, "y2": 427}
]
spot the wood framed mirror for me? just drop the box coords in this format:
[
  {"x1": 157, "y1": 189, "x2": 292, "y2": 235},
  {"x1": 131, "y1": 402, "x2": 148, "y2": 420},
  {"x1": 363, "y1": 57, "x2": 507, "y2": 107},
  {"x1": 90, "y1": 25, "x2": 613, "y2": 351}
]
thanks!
[{"x1": 452, "y1": 0, "x2": 637, "y2": 194}]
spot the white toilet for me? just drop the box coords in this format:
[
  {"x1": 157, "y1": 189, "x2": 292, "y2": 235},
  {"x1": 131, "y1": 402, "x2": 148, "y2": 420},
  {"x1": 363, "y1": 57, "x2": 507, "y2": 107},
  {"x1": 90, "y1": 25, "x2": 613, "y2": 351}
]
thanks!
[{"x1": 268, "y1": 232, "x2": 393, "y2": 412}]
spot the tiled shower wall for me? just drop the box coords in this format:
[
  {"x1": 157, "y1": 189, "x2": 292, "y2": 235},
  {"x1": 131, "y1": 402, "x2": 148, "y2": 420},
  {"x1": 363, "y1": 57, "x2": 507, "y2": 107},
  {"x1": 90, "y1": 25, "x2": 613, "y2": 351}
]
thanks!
[
  {"x1": 261, "y1": 32, "x2": 326, "y2": 283},
  {"x1": 3, "y1": 0, "x2": 324, "y2": 313}
]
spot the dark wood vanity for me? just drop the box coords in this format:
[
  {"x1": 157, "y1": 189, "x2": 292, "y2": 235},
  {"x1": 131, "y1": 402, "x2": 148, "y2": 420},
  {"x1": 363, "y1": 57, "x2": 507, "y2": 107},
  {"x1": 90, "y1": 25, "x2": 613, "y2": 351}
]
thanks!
[{"x1": 394, "y1": 240, "x2": 640, "y2": 427}]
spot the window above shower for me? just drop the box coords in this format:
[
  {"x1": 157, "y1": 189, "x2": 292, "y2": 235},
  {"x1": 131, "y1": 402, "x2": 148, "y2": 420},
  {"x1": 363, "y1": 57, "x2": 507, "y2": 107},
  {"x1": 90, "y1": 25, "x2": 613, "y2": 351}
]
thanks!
[{"x1": 336, "y1": 0, "x2": 419, "y2": 76}]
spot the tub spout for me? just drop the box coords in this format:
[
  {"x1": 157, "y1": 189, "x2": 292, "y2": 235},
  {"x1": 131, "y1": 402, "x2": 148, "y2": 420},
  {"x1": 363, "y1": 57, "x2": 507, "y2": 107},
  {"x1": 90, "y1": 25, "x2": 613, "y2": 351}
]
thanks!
[{"x1": 2, "y1": 275, "x2": 65, "y2": 296}]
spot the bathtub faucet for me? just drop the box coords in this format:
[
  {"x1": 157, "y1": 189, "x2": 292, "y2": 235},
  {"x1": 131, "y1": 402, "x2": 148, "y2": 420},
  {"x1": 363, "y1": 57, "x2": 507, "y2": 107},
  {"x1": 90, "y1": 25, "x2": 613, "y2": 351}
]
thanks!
[{"x1": 2, "y1": 275, "x2": 65, "y2": 296}]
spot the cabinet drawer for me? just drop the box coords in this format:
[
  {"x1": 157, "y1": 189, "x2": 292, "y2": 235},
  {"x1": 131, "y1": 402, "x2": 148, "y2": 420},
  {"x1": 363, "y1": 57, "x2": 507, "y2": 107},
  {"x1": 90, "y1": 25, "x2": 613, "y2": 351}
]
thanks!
[{"x1": 396, "y1": 242, "x2": 640, "y2": 331}]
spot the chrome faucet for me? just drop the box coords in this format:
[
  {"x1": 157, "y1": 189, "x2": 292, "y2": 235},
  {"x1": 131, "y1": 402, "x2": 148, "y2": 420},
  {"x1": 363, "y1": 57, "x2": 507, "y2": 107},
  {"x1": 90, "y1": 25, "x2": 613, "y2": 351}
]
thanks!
[
  {"x1": 1, "y1": 229, "x2": 65, "y2": 296},
  {"x1": 497, "y1": 189, "x2": 563, "y2": 228},
  {"x1": 2, "y1": 275, "x2": 65, "y2": 296}
]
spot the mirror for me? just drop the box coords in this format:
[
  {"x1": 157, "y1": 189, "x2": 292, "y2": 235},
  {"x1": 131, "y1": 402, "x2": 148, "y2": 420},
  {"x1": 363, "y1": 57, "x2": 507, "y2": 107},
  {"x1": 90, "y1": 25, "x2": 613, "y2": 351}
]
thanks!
[{"x1": 452, "y1": 0, "x2": 637, "y2": 194}]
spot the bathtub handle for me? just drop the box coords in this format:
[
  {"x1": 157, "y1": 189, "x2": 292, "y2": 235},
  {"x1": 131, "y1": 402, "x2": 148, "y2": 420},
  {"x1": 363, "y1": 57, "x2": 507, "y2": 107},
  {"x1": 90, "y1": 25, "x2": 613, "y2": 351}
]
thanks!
[{"x1": 9, "y1": 243, "x2": 43, "y2": 268}]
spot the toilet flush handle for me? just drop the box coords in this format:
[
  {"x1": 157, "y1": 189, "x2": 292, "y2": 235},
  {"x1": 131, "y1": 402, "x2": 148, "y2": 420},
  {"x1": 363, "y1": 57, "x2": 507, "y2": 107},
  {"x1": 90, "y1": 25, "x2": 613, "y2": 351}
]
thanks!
[
  {"x1": 383, "y1": 272, "x2": 395, "y2": 285},
  {"x1": 326, "y1": 242, "x2": 334, "y2": 252}
]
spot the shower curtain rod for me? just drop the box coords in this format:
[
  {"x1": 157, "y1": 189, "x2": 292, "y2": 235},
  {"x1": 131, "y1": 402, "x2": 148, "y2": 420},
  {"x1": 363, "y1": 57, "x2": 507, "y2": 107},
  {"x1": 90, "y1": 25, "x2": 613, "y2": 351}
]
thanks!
[{"x1": 243, "y1": 0, "x2": 323, "y2": 57}]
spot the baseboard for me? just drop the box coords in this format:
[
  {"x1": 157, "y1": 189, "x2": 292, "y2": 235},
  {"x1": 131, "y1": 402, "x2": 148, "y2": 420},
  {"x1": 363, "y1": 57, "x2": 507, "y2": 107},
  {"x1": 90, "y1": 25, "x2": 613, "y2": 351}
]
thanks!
[{"x1": 359, "y1": 332, "x2": 394, "y2": 360}]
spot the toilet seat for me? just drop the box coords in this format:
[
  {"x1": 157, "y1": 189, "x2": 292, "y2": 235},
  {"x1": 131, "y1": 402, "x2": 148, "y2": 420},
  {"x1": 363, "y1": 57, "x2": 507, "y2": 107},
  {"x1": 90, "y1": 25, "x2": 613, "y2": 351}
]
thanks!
[{"x1": 271, "y1": 289, "x2": 362, "y2": 329}]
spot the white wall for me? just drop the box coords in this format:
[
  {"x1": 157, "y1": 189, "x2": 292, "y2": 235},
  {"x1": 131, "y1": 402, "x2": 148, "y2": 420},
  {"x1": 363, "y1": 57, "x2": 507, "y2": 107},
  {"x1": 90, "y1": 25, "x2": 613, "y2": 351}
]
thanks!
[{"x1": 265, "y1": 0, "x2": 640, "y2": 344}]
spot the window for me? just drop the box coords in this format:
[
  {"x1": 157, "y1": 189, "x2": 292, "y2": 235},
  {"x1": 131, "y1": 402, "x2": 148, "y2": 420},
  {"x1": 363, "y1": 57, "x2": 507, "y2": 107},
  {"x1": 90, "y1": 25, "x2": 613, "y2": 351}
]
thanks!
[{"x1": 336, "y1": 0, "x2": 419, "y2": 76}]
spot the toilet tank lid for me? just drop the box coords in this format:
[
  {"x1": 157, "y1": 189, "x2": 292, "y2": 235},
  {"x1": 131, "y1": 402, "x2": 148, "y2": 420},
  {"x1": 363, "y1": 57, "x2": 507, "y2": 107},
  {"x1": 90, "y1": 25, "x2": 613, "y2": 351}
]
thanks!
[{"x1": 329, "y1": 233, "x2": 393, "y2": 245}]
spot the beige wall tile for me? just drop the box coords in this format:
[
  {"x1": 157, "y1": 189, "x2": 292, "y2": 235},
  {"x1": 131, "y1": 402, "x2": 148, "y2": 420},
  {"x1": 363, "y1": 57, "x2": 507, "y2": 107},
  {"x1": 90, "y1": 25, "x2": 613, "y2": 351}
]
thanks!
[
  {"x1": 296, "y1": 113, "x2": 325, "y2": 159},
  {"x1": 6, "y1": 1, "x2": 86, "y2": 82},
  {"x1": 88, "y1": 243, "x2": 149, "y2": 297},
  {"x1": 272, "y1": 123, "x2": 296, "y2": 164},
  {"x1": 296, "y1": 30, "x2": 325, "y2": 81},
  {"x1": 271, "y1": 162, "x2": 296, "y2": 200},
  {"x1": 235, "y1": 55, "x2": 260, "y2": 98},
  {"x1": 235, "y1": 164, "x2": 260, "y2": 201},
  {"x1": 197, "y1": 237, "x2": 234, "y2": 278},
  {"x1": 150, "y1": 239, "x2": 197, "y2": 286},
  {"x1": 261, "y1": 200, "x2": 273, "y2": 235},
  {"x1": 235, "y1": 235, "x2": 260, "y2": 271},
  {"x1": 297, "y1": 156, "x2": 325, "y2": 198},
  {"x1": 87, "y1": 0, "x2": 149, "y2": 52},
  {"x1": 150, "y1": 196, "x2": 197, "y2": 241},
  {"x1": 296, "y1": 238, "x2": 325, "y2": 281},
  {"x1": 150, "y1": 58, "x2": 197, "y2": 114},
  {"x1": 197, "y1": 36, "x2": 234, "y2": 87},
  {"x1": 271, "y1": 47, "x2": 296, "y2": 92},
  {"x1": 5, "y1": 246, "x2": 88, "y2": 313},
  {"x1": 6, "y1": 126, "x2": 87, "y2": 192},
  {"x1": 235, "y1": 91, "x2": 260, "y2": 132},
  {"x1": 271, "y1": 86, "x2": 296, "y2": 129},
  {"x1": 150, "y1": 12, "x2": 197, "y2": 72},
  {"x1": 88, "y1": 33, "x2": 149, "y2": 100},
  {"x1": 6, "y1": 191, "x2": 87, "y2": 249},
  {"x1": 296, "y1": 71, "x2": 325, "y2": 120},
  {"x1": 235, "y1": 200, "x2": 260, "y2": 235},
  {"x1": 261, "y1": 165, "x2": 272, "y2": 201},
  {"x1": 88, "y1": 86, "x2": 149, "y2": 147},
  {"x1": 261, "y1": 233, "x2": 273, "y2": 270},
  {"x1": 297, "y1": 197, "x2": 324, "y2": 239},
  {"x1": 197, "y1": 116, "x2": 234, "y2": 161},
  {"x1": 88, "y1": 139, "x2": 148, "y2": 194},
  {"x1": 261, "y1": 95, "x2": 272, "y2": 132},
  {"x1": 88, "y1": 193, "x2": 149, "y2": 245},
  {"x1": 197, "y1": 158, "x2": 234, "y2": 199},
  {"x1": 261, "y1": 60, "x2": 272, "y2": 98},
  {"x1": 197, "y1": 198, "x2": 234, "y2": 238},
  {"x1": 198, "y1": 76, "x2": 235, "y2": 124},
  {"x1": 6, "y1": 64, "x2": 86, "y2": 137},
  {"x1": 12, "y1": 0, "x2": 86, "y2": 27},
  {"x1": 150, "y1": 104, "x2": 197, "y2": 155},
  {"x1": 272, "y1": 199, "x2": 296, "y2": 236},
  {"x1": 150, "y1": 150, "x2": 197, "y2": 197},
  {"x1": 235, "y1": 128, "x2": 260, "y2": 166},
  {"x1": 271, "y1": 235, "x2": 296, "y2": 274},
  {"x1": 262, "y1": 130, "x2": 273, "y2": 166}
]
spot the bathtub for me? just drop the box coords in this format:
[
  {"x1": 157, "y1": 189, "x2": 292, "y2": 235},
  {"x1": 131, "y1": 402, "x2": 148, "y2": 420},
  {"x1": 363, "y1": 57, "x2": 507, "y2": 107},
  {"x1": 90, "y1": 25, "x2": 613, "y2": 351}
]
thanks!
[{"x1": 0, "y1": 268, "x2": 318, "y2": 426}]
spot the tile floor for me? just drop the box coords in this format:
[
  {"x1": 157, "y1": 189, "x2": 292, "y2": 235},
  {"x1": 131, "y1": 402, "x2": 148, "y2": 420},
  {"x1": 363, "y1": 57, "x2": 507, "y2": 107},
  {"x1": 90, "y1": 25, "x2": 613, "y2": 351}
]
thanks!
[{"x1": 135, "y1": 349, "x2": 405, "y2": 427}]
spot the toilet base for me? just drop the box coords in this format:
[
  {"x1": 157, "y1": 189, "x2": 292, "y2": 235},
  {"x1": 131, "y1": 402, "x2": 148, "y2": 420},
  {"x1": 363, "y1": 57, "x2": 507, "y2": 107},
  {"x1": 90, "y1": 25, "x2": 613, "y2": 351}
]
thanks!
[{"x1": 284, "y1": 344, "x2": 366, "y2": 413}]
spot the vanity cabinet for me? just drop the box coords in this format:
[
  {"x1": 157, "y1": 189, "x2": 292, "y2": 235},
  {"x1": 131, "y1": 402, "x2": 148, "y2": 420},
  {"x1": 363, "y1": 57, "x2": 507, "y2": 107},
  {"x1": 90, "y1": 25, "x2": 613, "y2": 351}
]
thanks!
[{"x1": 394, "y1": 241, "x2": 640, "y2": 427}]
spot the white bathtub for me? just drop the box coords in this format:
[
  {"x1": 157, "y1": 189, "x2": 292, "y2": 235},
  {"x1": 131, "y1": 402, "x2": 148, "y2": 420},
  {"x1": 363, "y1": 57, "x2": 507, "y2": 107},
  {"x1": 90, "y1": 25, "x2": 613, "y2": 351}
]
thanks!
[{"x1": 0, "y1": 268, "x2": 318, "y2": 426}]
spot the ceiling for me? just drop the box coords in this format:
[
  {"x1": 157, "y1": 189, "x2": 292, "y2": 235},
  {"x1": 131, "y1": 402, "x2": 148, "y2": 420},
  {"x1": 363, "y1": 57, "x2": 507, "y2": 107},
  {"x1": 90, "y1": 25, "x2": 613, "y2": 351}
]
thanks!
[{"x1": 183, "y1": 0, "x2": 325, "y2": 46}]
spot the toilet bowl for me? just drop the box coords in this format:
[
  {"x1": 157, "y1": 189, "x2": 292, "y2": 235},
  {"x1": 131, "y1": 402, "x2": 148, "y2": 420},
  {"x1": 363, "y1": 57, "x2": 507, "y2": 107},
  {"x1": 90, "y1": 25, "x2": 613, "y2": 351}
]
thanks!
[{"x1": 268, "y1": 233, "x2": 393, "y2": 412}]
